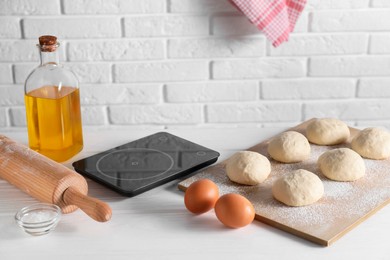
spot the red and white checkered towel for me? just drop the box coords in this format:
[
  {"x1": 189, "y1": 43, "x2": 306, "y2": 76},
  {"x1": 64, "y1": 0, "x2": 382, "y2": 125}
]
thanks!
[{"x1": 230, "y1": 0, "x2": 307, "y2": 47}]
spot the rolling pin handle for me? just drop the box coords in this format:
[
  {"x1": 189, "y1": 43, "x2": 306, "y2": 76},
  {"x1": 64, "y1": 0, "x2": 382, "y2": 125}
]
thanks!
[{"x1": 63, "y1": 187, "x2": 112, "y2": 222}]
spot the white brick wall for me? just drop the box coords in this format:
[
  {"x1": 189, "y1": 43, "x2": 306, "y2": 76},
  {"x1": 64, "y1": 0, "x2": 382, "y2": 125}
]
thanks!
[
  {"x1": 304, "y1": 100, "x2": 390, "y2": 120},
  {"x1": 0, "y1": 0, "x2": 60, "y2": 15},
  {"x1": 168, "y1": 37, "x2": 266, "y2": 58},
  {"x1": 0, "y1": 85, "x2": 24, "y2": 105},
  {"x1": 370, "y1": 34, "x2": 390, "y2": 54},
  {"x1": 67, "y1": 40, "x2": 165, "y2": 61},
  {"x1": 14, "y1": 63, "x2": 110, "y2": 84},
  {"x1": 124, "y1": 16, "x2": 209, "y2": 37},
  {"x1": 0, "y1": 107, "x2": 7, "y2": 127},
  {"x1": 0, "y1": 17, "x2": 20, "y2": 38},
  {"x1": 0, "y1": 40, "x2": 39, "y2": 61},
  {"x1": 372, "y1": 0, "x2": 390, "y2": 7},
  {"x1": 207, "y1": 102, "x2": 301, "y2": 123},
  {"x1": 311, "y1": 10, "x2": 390, "y2": 32},
  {"x1": 81, "y1": 106, "x2": 107, "y2": 125},
  {"x1": 0, "y1": 0, "x2": 390, "y2": 130},
  {"x1": 358, "y1": 79, "x2": 390, "y2": 97},
  {"x1": 309, "y1": 57, "x2": 390, "y2": 76},
  {"x1": 262, "y1": 79, "x2": 356, "y2": 99},
  {"x1": 23, "y1": 17, "x2": 122, "y2": 39},
  {"x1": 82, "y1": 84, "x2": 161, "y2": 105},
  {"x1": 306, "y1": 0, "x2": 370, "y2": 9},
  {"x1": 165, "y1": 82, "x2": 258, "y2": 103},
  {"x1": 114, "y1": 61, "x2": 208, "y2": 83},
  {"x1": 63, "y1": 0, "x2": 165, "y2": 14},
  {"x1": 212, "y1": 59, "x2": 306, "y2": 79},
  {"x1": 0, "y1": 64, "x2": 13, "y2": 83},
  {"x1": 169, "y1": 0, "x2": 235, "y2": 13},
  {"x1": 269, "y1": 34, "x2": 368, "y2": 56},
  {"x1": 108, "y1": 104, "x2": 203, "y2": 124}
]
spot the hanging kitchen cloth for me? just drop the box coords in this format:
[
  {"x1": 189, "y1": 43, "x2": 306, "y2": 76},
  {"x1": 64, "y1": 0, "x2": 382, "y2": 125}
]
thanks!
[{"x1": 229, "y1": 0, "x2": 307, "y2": 47}]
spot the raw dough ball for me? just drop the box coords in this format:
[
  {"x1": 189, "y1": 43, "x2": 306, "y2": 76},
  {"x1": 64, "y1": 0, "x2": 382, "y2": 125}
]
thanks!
[
  {"x1": 226, "y1": 151, "x2": 271, "y2": 185},
  {"x1": 306, "y1": 118, "x2": 350, "y2": 145},
  {"x1": 318, "y1": 148, "x2": 365, "y2": 182},
  {"x1": 267, "y1": 131, "x2": 311, "y2": 163},
  {"x1": 351, "y1": 127, "x2": 390, "y2": 160},
  {"x1": 272, "y1": 169, "x2": 324, "y2": 207}
]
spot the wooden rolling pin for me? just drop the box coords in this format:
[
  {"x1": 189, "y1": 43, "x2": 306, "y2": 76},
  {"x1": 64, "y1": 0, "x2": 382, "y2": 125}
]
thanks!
[{"x1": 0, "y1": 135, "x2": 112, "y2": 222}]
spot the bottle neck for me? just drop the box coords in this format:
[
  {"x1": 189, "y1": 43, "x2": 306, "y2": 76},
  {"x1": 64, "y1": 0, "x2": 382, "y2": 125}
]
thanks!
[
  {"x1": 40, "y1": 49, "x2": 59, "y2": 65},
  {"x1": 38, "y1": 43, "x2": 60, "y2": 65}
]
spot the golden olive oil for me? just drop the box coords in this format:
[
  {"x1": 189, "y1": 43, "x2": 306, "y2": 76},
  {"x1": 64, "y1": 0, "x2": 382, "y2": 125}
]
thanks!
[{"x1": 25, "y1": 85, "x2": 83, "y2": 162}]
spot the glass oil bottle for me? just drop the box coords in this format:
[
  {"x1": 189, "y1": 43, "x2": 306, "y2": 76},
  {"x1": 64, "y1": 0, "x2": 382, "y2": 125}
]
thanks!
[{"x1": 24, "y1": 35, "x2": 83, "y2": 162}]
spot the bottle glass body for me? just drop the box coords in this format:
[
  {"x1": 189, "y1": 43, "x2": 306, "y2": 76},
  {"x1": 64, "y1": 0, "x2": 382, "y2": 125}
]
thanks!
[{"x1": 24, "y1": 40, "x2": 83, "y2": 162}]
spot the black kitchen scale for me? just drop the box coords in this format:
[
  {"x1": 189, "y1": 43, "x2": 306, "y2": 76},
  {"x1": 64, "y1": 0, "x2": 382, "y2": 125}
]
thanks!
[{"x1": 72, "y1": 132, "x2": 220, "y2": 197}]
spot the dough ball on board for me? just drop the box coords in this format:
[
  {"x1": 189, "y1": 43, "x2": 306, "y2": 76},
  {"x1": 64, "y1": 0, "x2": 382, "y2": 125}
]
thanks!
[
  {"x1": 318, "y1": 148, "x2": 365, "y2": 182},
  {"x1": 351, "y1": 127, "x2": 390, "y2": 160},
  {"x1": 226, "y1": 151, "x2": 271, "y2": 186},
  {"x1": 306, "y1": 118, "x2": 350, "y2": 145},
  {"x1": 272, "y1": 169, "x2": 324, "y2": 207},
  {"x1": 267, "y1": 131, "x2": 311, "y2": 163}
]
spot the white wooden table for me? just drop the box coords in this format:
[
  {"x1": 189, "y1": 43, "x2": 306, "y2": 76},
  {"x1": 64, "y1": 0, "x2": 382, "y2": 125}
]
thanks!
[{"x1": 0, "y1": 128, "x2": 389, "y2": 260}]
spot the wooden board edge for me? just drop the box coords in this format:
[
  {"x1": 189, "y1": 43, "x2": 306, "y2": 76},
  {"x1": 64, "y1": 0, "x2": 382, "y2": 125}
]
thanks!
[
  {"x1": 178, "y1": 183, "x2": 187, "y2": 192},
  {"x1": 327, "y1": 198, "x2": 390, "y2": 246},
  {"x1": 255, "y1": 215, "x2": 329, "y2": 246}
]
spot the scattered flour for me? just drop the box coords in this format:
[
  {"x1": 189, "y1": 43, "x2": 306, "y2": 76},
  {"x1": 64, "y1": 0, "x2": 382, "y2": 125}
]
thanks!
[{"x1": 180, "y1": 140, "x2": 390, "y2": 240}]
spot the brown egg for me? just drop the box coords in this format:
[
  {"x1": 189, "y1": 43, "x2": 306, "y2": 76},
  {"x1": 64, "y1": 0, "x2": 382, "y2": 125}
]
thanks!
[
  {"x1": 184, "y1": 179, "x2": 219, "y2": 214},
  {"x1": 215, "y1": 193, "x2": 255, "y2": 228}
]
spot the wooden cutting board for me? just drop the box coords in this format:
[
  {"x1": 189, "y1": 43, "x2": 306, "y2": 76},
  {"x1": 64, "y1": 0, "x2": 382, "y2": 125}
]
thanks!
[{"x1": 178, "y1": 119, "x2": 390, "y2": 246}]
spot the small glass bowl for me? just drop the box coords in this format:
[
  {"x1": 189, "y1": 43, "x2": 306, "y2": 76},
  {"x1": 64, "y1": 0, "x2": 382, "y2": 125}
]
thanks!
[{"x1": 15, "y1": 203, "x2": 62, "y2": 236}]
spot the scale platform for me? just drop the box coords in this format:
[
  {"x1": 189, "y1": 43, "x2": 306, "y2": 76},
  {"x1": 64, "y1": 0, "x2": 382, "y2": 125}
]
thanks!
[{"x1": 72, "y1": 132, "x2": 220, "y2": 197}]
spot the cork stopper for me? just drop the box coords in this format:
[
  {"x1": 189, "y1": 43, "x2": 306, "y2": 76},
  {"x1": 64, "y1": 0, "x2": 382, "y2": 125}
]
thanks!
[{"x1": 38, "y1": 35, "x2": 59, "y2": 52}]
